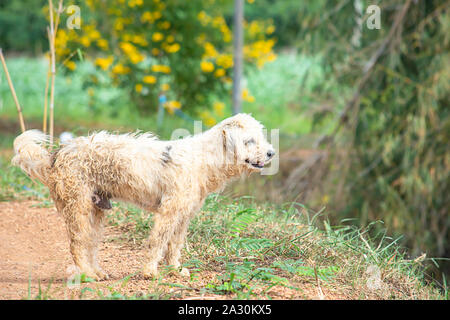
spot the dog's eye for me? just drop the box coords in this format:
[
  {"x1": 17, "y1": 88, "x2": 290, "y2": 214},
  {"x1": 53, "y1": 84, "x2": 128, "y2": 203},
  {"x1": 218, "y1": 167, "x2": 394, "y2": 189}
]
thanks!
[{"x1": 244, "y1": 138, "x2": 255, "y2": 146}]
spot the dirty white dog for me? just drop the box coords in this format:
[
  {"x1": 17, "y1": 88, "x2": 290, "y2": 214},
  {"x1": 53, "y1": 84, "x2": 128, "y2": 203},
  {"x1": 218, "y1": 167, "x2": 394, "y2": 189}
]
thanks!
[{"x1": 12, "y1": 114, "x2": 275, "y2": 280}]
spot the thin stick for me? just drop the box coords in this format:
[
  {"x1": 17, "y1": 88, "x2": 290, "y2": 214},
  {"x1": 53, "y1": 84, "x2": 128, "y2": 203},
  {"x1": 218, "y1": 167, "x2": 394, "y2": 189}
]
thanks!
[
  {"x1": 47, "y1": 26, "x2": 56, "y2": 145},
  {"x1": 0, "y1": 48, "x2": 26, "y2": 132},
  {"x1": 48, "y1": 0, "x2": 56, "y2": 144},
  {"x1": 47, "y1": 0, "x2": 64, "y2": 144},
  {"x1": 43, "y1": 58, "x2": 50, "y2": 133}
]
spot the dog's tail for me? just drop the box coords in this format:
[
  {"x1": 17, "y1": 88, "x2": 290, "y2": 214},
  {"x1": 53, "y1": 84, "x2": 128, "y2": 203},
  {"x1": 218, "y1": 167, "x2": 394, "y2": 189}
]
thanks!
[{"x1": 11, "y1": 130, "x2": 52, "y2": 184}]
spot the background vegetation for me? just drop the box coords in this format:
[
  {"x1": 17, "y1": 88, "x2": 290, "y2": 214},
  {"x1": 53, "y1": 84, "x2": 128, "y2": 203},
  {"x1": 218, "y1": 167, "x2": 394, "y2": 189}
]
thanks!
[{"x1": 0, "y1": 0, "x2": 448, "y2": 297}]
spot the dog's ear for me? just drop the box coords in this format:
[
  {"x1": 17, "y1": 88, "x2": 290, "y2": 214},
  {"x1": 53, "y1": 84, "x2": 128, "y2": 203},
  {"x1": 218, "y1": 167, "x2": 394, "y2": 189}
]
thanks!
[
  {"x1": 222, "y1": 125, "x2": 239, "y2": 163},
  {"x1": 222, "y1": 126, "x2": 233, "y2": 153}
]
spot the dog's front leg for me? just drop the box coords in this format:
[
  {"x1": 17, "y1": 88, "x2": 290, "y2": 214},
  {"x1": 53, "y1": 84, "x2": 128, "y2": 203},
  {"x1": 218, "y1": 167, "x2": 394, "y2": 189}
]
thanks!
[
  {"x1": 164, "y1": 215, "x2": 191, "y2": 278},
  {"x1": 142, "y1": 208, "x2": 183, "y2": 279}
]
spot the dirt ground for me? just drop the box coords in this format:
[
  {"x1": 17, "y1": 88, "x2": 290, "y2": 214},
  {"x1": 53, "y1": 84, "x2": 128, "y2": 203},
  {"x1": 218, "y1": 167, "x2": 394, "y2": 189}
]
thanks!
[
  {"x1": 0, "y1": 200, "x2": 313, "y2": 300},
  {"x1": 0, "y1": 201, "x2": 213, "y2": 299}
]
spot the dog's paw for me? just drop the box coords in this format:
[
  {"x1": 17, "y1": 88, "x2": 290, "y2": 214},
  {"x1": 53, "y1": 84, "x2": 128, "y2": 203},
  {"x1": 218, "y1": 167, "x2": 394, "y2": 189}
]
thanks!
[
  {"x1": 179, "y1": 267, "x2": 190, "y2": 278},
  {"x1": 94, "y1": 268, "x2": 110, "y2": 281},
  {"x1": 142, "y1": 263, "x2": 158, "y2": 279},
  {"x1": 79, "y1": 270, "x2": 101, "y2": 282}
]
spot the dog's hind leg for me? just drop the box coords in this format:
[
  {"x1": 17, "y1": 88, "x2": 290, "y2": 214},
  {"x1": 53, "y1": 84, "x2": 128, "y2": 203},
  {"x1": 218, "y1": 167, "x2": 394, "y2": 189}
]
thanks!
[
  {"x1": 88, "y1": 206, "x2": 109, "y2": 280},
  {"x1": 62, "y1": 194, "x2": 107, "y2": 281}
]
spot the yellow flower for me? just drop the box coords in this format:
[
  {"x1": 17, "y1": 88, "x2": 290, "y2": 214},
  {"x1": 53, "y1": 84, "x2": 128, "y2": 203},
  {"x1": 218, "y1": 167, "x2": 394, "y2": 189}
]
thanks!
[
  {"x1": 55, "y1": 29, "x2": 70, "y2": 56},
  {"x1": 161, "y1": 83, "x2": 170, "y2": 91},
  {"x1": 143, "y1": 75, "x2": 157, "y2": 84},
  {"x1": 128, "y1": 0, "x2": 143, "y2": 7},
  {"x1": 214, "y1": 68, "x2": 225, "y2": 77},
  {"x1": 152, "y1": 32, "x2": 164, "y2": 42},
  {"x1": 112, "y1": 63, "x2": 131, "y2": 75},
  {"x1": 132, "y1": 35, "x2": 148, "y2": 46},
  {"x1": 129, "y1": 52, "x2": 145, "y2": 64},
  {"x1": 220, "y1": 24, "x2": 232, "y2": 42},
  {"x1": 223, "y1": 31, "x2": 232, "y2": 42},
  {"x1": 96, "y1": 39, "x2": 109, "y2": 50},
  {"x1": 213, "y1": 101, "x2": 225, "y2": 116},
  {"x1": 164, "y1": 100, "x2": 181, "y2": 114},
  {"x1": 141, "y1": 11, "x2": 154, "y2": 23},
  {"x1": 64, "y1": 60, "x2": 76, "y2": 71},
  {"x1": 153, "y1": 11, "x2": 162, "y2": 19},
  {"x1": 200, "y1": 61, "x2": 214, "y2": 73},
  {"x1": 88, "y1": 29, "x2": 101, "y2": 40},
  {"x1": 242, "y1": 88, "x2": 255, "y2": 103},
  {"x1": 95, "y1": 56, "x2": 114, "y2": 70},
  {"x1": 55, "y1": 29, "x2": 68, "y2": 48},
  {"x1": 203, "y1": 42, "x2": 217, "y2": 58},
  {"x1": 212, "y1": 16, "x2": 225, "y2": 27},
  {"x1": 197, "y1": 11, "x2": 207, "y2": 21},
  {"x1": 266, "y1": 52, "x2": 277, "y2": 62},
  {"x1": 266, "y1": 25, "x2": 275, "y2": 35},
  {"x1": 79, "y1": 36, "x2": 91, "y2": 47},
  {"x1": 135, "y1": 83, "x2": 143, "y2": 93},
  {"x1": 120, "y1": 42, "x2": 145, "y2": 64},
  {"x1": 152, "y1": 48, "x2": 160, "y2": 56},
  {"x1": 205, "y1": 117, "x2": 217, "y2": 127},
  {"x1": 166, "y1": 35, "x2": 175, "y2": 43},
  {"x1": 151, "y1": 64, "x2": 171, "y2": 73},
  {"x1": 199, "y1": 111, "x2": 217, "y2": 127},
  {"x1": 248, "y1": 21, "x2": 263, "y2": 36},
  {"x1": 114, "y1": 19, "x2": 124, "y2": 31},
  {"x1": 164, "y1": 43, "x2": 180, "y2": 53},
  {"x1": 119, "y1": 42, "x2": 136, "y2": 54},
  {"x1": 158, "y1": 21, "x2": 171, "y2": 30},
  {"x1": 197, "y1": 11, "x2": 209, "y2": 25},
  {"x1": 216, "y1": 54, "x2": 233, "y2": 69}
]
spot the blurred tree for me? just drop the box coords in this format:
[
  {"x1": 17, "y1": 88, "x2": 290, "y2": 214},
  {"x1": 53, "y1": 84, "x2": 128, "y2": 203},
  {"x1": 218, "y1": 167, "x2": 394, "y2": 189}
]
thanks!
[
  {"x1": 295, "y1": 0, "x2": 449, "y2": 281},
  {"x1": 56, "y1": 0, "x2": 276, "y2": 124},
  {"x1": 0, "y1": 0, "x2": 48, "y2": 54}
]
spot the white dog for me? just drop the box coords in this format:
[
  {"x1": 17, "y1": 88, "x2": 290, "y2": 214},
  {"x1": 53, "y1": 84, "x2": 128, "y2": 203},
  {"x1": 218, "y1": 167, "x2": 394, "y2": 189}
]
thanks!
[{"x1": 12, "y1": 113, "x2": 275, "y2": 279}]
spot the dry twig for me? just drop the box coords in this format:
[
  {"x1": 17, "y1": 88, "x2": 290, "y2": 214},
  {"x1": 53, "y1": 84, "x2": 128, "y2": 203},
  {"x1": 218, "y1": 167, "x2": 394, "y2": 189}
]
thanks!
[
  {"x1": 47, "y1": 0, "x2": 64, "y2": 144},
  {"x1": 0, "y1": 48, "x2": 26, "y2": 133}
]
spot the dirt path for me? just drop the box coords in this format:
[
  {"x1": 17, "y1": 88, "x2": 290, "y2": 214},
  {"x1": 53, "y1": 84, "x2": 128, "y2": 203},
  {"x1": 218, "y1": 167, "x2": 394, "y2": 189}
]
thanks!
[
  {"x1": 2, "y1": 201, "x2": 352, "y2": 300},
  {"x1": 0, "y1": 201, "x2": 225, "y2": 300}
]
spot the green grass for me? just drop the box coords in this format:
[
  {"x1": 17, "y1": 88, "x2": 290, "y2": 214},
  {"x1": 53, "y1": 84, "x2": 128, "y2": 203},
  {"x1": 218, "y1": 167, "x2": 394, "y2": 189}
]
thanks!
[
  {"x1": 96, "y1": 195, "x2": 446, "y2": 299},
  {"x1": 0, "y1": 156, "x2": 49, "y2": 201}
]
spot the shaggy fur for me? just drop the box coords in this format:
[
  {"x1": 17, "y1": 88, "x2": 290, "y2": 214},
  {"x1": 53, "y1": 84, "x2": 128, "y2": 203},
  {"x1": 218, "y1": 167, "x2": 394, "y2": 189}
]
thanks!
[{"x1": 12, "y1": 114, "x2": 275, "y2": 280}]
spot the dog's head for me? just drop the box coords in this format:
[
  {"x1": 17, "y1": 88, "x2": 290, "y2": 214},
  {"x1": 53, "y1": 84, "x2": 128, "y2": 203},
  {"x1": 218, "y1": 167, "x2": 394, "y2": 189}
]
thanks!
[{"x1": 219, "y1": 114, "x2": 275, "y2": 172}]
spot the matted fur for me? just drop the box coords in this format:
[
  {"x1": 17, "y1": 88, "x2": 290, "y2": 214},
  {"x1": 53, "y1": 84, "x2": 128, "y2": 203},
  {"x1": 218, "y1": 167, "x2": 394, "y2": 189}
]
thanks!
[{"x1": 12, "y1": 114, "x2": 275, "y2": 279}]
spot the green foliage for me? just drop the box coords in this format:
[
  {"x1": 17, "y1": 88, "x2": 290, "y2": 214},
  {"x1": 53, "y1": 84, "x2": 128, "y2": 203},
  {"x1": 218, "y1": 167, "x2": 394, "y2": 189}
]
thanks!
[
  {"x1": 294, "y1": 0, "x2": 449, "y2": 278},
  {"x1": 0, "y1": 156, "x2": 49, "y2": 201},
  {"x1": 245, "y1": 0, "x2": 311, "y2": 48},
  {"x1": 0, "y1": 0, "x2": 48, "y2": 54},
  {"x1": 55, "y1": 0, "x2": 276, "y2": 119}
]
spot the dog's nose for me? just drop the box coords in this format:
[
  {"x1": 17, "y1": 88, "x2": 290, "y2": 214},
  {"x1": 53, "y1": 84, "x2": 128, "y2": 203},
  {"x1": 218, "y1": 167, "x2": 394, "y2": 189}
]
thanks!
[{"x1": 267, "y1": 150, "x2": 275, "y2": 159}]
